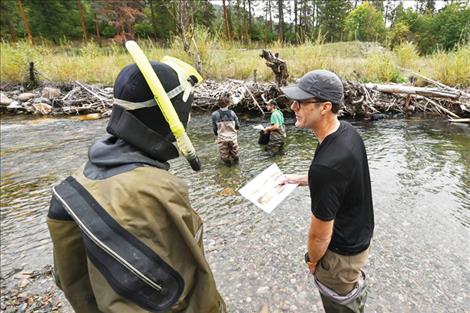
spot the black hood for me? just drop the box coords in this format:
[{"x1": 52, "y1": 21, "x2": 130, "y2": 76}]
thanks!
[
  {"x1": 106, "y1": 61, "x2": 193, "y2": 164},
  {"x1": 111, "y1": 61, "x2": 192, "y2": 140},
  {"x1": 84, "y1": 135, "x2": 170, "y2": 180}
]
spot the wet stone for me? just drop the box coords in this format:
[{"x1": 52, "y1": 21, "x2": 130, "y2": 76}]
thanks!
[
  {"x1": 247, "y1": 272, "x2": 258, "y2": 280},
  {"x1": 17, "y1": 93, "x2": 36, "y2": 101},
  {"x1": 256, "y1": 286, "x2": 270, "y2": 294},
  {"x1": 41, "y1": 87, "x2": 61, "y2": 99},
  {"x1": 7, "y1": 101, "x2": 22, "y2": 110},
  {"x1": 32, "y1": 103, "x2": 53, "y2": 115},
  {"x1": 0, "y1": 92, "x2": 12, "y2": 105},
  {"x1": 33, "y1": 97, "x2": 52, "y2": 105}
]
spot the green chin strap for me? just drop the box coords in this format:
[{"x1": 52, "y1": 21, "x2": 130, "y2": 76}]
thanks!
[{"x1": 125, "y1": 41, "x2": 202, "y2": 171}]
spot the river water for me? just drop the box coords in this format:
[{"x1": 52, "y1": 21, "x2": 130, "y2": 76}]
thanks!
[{"x1": 1, "y1": 114, "x2": 469, "y2": 312}]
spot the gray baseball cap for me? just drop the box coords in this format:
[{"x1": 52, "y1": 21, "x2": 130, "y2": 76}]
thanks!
[{"x1": 281, "y1": 70, "x2": 344, "y2": 105}]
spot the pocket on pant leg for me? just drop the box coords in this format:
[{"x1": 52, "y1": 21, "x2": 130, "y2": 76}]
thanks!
[{"x1": 315, "y1": 250, "x2": 340, "y2": 282}]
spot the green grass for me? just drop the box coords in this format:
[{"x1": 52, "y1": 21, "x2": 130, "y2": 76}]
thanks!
[{"x1": 1, "y1": 39, "x2": 469, "y2": 87}]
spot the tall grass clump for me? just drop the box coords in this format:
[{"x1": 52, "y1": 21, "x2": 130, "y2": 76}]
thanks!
[
  {"x1": 2, "y1": 39, "x2": 469, "y2": 87},
  {"x1": 0, "y1": 40, "x2": 51, "y2": 82},
  {"x1": 427, "y1": 44, "x2": 470, "y2": 87},
  {"x1": 363, "y1": 50, "x2": 404, "y2": 83},
  {"x1": 394, "y1": 41, "x2": 420, "y2": 69},
  {"x1": 46, "y1": 41, "x2": 131, "y2": 84}
]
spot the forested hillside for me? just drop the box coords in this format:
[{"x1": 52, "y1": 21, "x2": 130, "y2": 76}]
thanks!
[{"x1": 1, "y1": 0, "x2": 469, "y2": 54}]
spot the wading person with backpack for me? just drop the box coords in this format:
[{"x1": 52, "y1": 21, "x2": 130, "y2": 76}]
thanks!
[
  {"x1": 281, "y1": 70, "x2": 374, "y2": 313},
  {"x1": 211, "y1": 96, "x2": 240, "y2": 166},
  {"x1": 47, "y1": 59, "x2": 226, "y2": 312}
]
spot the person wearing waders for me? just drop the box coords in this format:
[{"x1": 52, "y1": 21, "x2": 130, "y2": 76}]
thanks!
[
  {"x1": 46, "y1": 60, "x2": 226, "y2": 312},
  {"x1": 263, "y1": 99, "x2": 286, "y2": 155},
  {"x1": 280, "y1": 70, "x2": 374, "y2": 313},
  {"x1": 211, "y1": 96, "x2": 240, "y2": 166}
]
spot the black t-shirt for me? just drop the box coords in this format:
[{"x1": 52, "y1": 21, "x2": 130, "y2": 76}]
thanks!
[{"x1": 308, "y1": 121, "x2": 374, "y2": 255}]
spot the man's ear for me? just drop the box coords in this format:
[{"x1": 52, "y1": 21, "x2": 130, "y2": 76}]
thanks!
[{"x1": 321, "y1": 101, "x2": 333, "y2": 114}]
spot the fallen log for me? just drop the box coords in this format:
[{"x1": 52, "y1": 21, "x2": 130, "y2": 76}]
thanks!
[
  {"x1": 398, "y1": 66, "x2": 470, "y2": 97},
  {"x1": 364, "y1": 83, "x2": 461, "y2": 100},
  {"x1": 448, "y1": 118, "x2": 470, "y2": 124}
]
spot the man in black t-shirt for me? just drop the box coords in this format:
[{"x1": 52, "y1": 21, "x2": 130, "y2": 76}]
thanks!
[{"x1": 281, "y1": 70, "x2": 374, "y2": 313}]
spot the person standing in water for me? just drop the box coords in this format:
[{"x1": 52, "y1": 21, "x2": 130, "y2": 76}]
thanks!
[
  {"x1": 212, "y1": 96, "x2": 240, "y2": 166},
  {"x1": 47, "y1": 60, "x2": 226, "y2": 312},
  {"x1": 263, "y1": 99, "x2": 286, "y2": 155},
  {"x1": 281, "y1": 70, "x2": 374, "y2": 313}
]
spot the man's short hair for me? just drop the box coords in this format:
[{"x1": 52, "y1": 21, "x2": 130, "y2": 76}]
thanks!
[
  {"x1": 313, "y1": 97, "x2": 341, "y2": 114},
  {"x1": 218, "y1": 96, "x2": 231, "y2": 108},
  {"x1": 267, "y1": 99, "x2": 278, "y2": 107}
]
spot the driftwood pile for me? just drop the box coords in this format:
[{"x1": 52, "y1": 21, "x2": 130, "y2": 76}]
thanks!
[
  {"x1": 1, "y1": 79, "x2": 469, "y2": 122},
  {"x1": 194, "y1": 79, "x2": 470, "y2": 122},
  {"x1": 343, "y1": 81, "x2": 470, "y2": 121},
  {"x1": 0, "y1": 81, "x2": 114, "y2": 119},
  {"x1": 193, "y1": 79, "x2": 279, "y2": 114}
]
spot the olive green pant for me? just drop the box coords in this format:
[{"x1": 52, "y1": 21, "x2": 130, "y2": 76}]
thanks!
[
  {"x1": 319, "y1": 284, "x2": 368, "y2": 313},
  {"x1": 266, "y1": 129, "x2": 285, "y2": 155},
  {"x1": 315, "y1": 249, "x2": 369, "y2": 313}
]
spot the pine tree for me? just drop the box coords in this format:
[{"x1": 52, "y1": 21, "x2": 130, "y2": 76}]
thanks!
[
  {"x1": 76, "y1": 0, "x2": 88, "y2": 43},
  {"x1": 222, "y1": 0, "x2": 231, "y2": 40},
  {"x1": 277, "y1": 0, "x2": 284, "y2": 42},
  {"x1": 0, "y1": 0, "x2": 19, "y2": 41},
  {"x1": 317, "y1": 0, "x2": 351, "y2": 42}
]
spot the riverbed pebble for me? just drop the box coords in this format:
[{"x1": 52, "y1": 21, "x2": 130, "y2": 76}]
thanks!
[{"x1": 256, "y1": 286, "x2": 270, "y2": 294}]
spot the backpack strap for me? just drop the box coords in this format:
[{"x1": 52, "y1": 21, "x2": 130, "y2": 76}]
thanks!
[{"x1": 52, "y1": 176, "x2": 184, "y2": 312}]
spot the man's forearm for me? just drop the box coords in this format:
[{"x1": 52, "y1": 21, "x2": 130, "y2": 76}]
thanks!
[
  {"x1": 266, "y1": 124, "x2": 279, "y2": 132},
  {"x1": 284, "y1": 174, "x2": 308, "y2": 186},
  {"x1": 307, "y1": 235, "x2": 330, "y2": 265},
  {"x1": 297, "y1": 175, "x2": 308, "y2": 186}
]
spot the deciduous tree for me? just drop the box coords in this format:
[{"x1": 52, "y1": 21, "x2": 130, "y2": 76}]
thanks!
[
  {"x1": 94, "y1": 0, "x2": 145, "y2": 43},
  {"x1": 344, "y1": 2, "x2": 385, "y2": 42}
]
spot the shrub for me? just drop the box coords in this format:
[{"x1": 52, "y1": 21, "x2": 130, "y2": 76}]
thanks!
[
  {"x1": 395, "y1": 41, "x2": 420, "y2": 69},
  {"x1": 363, "y1": 51, "x2": 404, "y2": 83}
]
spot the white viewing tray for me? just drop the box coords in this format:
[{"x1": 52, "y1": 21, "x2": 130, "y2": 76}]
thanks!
[{"x1": 238, "y1": 163, "x2": 298, "y2": 213}]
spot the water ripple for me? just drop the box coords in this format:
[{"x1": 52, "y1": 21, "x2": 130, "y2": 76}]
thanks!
[{"x1": 1, "y1": 115, "x2": 469, "y2": 312}]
